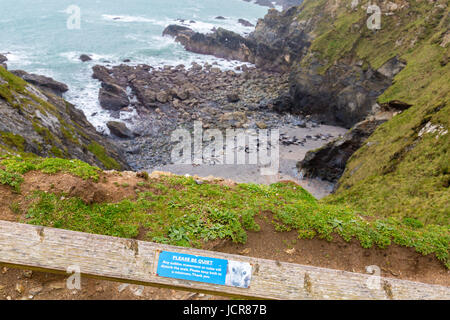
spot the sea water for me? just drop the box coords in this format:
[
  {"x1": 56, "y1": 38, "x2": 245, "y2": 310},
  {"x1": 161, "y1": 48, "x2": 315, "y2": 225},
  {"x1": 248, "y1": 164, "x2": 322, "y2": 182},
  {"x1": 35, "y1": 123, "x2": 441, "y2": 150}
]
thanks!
[{"x1": 0, "y1": 0, "x2": 270, "y2": 131}]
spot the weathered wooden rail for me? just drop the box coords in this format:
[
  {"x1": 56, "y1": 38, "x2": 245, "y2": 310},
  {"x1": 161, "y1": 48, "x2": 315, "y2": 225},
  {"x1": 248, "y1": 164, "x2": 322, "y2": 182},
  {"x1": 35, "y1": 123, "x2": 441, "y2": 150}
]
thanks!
[{"x1": 0, "y1": 220, "x2": 448, "y2": 300}]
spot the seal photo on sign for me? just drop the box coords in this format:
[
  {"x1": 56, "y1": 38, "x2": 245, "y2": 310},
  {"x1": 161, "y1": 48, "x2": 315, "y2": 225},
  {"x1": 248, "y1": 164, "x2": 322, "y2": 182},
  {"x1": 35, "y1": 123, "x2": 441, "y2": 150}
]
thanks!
[{"x1": 225, "y1": 261, "x2": 252, "y2": 288}]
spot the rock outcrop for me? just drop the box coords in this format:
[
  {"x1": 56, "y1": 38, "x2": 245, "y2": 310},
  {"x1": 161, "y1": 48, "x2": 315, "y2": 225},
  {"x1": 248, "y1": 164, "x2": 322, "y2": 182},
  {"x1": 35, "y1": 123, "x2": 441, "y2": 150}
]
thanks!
[
  {"x1": 238, "y1": 19, "x2": 254, "y2": 27},
  {"x1": 163, "y1": 7, "x2": 309, "y2": 72},
  {"x1": 107, "y1": 121, "x2": 134, "y2": 139},
  {"x1": 163, "y1": 26, "x2": 262, "y2": 67},
  {"x1": 79, "y1": 54, "x2": 93, "y2": 62},
  {"x1": 99, "y1": 82, "x2": 130, "y2": 111},
  {"x1": 0, "y1": 54, "x2": 7, "y2": 69},
  {"x1": 0, "y1": 66, "x2": 129, "y2": 170},
  {"x1": 10, "y1": 70, "x2": 69, "y2": 97},
  {"x1": 289, "y1": 56, "x2": 405, "y2": 128},
  {"x1": 298, "y1": 118, "x2": 389, "y2": 183},
  {"x1": 164, "y1": 3, "x2": 412, "y2": 128},
  {"x1": 246, "y1": 0, "x2": 304, "y2": 10}
]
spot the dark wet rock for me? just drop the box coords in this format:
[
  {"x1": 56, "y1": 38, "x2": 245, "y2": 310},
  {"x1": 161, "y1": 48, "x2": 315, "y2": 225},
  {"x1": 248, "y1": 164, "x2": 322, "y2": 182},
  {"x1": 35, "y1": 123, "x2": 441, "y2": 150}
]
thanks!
[
  {"x1": 98, "y1": 82, "x2": 130, "y2": 111},
  {"x1": 79, "y1": 54, "x2": 92, "y2": 62},
  {"x1": 380, "y1": 100, "x2": 413, "y2": 112},
  {"x1": 107, "y1": 121, "x2": 134, "y2": 139},
  {"x1": 92, "y1": 65, "x2": 114, "y2": 83},
  {"x1": 238, "y1": 19, "x2": 254, "y2": 27},
  {"x1": 290, "y1": 56, "x2": 405, "y2": 128},
  {"x1": 215, "y1": 16, "x2": 226, "y2": 20},
  {"x1": 10, "y1": 70, "x2": 69, "y2": 97},
  {"x1": 227, "y1": 93, "x2": 240, "y2": 103},
  {"x1": 270, "y1": 93, "x2": 294, "y2": 113},
  {"x1": 298, "y1": 118, "x2": 388, "y2": 183},
  {"x1": 163, "y1": 7, "x2": 308, "y2": 72},
  {"x1": 163, "y1": 25, "x2": 260, "y2": 64}
]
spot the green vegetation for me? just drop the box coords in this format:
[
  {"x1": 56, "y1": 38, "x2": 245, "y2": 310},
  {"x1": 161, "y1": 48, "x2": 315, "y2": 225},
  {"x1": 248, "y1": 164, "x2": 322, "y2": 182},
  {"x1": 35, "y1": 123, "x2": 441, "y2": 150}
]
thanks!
[
  {"x1": 299, "y1": 0, "x2": 448, "y2": 72},
  {"x1": 0, "y1": 169, "x2": 24, "y2": 192},
  {"x1": 327, "y1": 44, "x2": 449, "y2": 225},
  {"x1": 0, "y1": 155, "x2": 100, "y2": 184},
  {"x1": 8, "y1": 173, "x2": 446, "y2": 268},
  {"x1": 87, "y1": 142, "x2": 121, "y2": 170},
  {"x1": 0, "y1": 131, "x2": 25, "y2": 152}
]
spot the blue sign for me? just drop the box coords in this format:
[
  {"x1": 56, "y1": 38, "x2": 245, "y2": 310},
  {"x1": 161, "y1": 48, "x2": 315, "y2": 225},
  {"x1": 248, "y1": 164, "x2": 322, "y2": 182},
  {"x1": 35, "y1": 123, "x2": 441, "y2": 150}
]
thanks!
[{"x1": 157, "y1": 251, "x2": 228, "y2": 285}]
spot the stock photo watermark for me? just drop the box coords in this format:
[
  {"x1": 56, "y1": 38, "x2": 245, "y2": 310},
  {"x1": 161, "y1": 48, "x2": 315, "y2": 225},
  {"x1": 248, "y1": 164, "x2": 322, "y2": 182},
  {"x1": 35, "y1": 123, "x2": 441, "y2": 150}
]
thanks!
[
  {"x1": 65, "y1": 5, "x2": 81, "y2": 30},
  {"x1": 66, "y1": 265, "x2": 81, "y2": 290},
  {"x1": 170, "y1": 121, "x2": 280, "y2": 176},
  {"x1": 366, "y1": 4, "x2": 381, "y2": 30},
  {"x1": 365, "y1": 265, "x2": 381, "y2": 290}
]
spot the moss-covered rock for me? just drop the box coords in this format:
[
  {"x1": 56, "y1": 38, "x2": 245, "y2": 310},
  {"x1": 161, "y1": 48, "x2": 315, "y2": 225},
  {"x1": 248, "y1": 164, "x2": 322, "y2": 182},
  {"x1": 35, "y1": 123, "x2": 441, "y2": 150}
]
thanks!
[{"x1": 0, "y1": 66, "x2": 129, "y2": 170}]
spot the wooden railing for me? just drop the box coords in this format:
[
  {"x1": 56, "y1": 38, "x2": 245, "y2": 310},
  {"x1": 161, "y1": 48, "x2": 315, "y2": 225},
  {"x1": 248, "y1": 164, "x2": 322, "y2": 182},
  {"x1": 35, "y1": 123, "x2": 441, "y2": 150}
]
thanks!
[{"x1": 0, "y1": 220, "x2": 448, "y2": 300}]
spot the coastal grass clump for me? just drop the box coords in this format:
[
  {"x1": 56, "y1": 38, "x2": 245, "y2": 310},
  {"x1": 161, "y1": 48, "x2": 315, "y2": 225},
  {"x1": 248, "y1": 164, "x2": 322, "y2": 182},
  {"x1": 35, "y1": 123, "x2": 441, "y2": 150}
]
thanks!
[
  {"x1": 0, "y1": 155, "x2": 101, "y2": 188},
  {"x1": 0, "y1": 169, "x2": 24, "y2": 192},
  {"x1": 87, "y1": 142, "x2": 121, "y2": 171},
  {"x1": 17, "y1": 175, "x2": 449, "y2": 268}
]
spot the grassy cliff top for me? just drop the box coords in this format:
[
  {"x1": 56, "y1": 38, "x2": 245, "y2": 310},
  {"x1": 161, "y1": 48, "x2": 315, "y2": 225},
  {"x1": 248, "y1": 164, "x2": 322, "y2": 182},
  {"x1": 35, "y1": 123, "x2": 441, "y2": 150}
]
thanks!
[{"x1": 0, "y1": 155, "x2": 448, "y2": 268}]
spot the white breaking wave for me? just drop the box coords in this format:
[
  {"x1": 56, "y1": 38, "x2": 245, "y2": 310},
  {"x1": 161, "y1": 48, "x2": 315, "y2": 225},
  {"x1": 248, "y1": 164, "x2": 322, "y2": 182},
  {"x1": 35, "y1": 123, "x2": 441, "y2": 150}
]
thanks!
[{"x1": 102, "y1": 14, "x2": 170, "y2": 26}]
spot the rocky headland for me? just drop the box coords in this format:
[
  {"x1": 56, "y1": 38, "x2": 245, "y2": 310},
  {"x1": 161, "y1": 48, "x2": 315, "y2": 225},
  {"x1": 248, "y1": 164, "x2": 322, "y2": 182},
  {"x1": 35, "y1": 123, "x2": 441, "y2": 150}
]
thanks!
[{"x1": 0, "y1": 64, "x2": 128, "y2": 170}]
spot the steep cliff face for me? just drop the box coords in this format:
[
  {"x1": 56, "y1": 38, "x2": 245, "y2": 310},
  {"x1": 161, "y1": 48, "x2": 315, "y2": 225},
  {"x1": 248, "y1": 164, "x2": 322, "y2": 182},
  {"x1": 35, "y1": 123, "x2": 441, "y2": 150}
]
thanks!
[
  {"x1": 282, "y1": 0, "x2": 446, "y2": 128},
  {"x1": 0, "y1": 66, "x2": 129, "y2": 170},
  {"x1": 165, "y1": 0, "x2": 449, "y2": 224},
  {"x1": 296, "y1": 0, "x2": 449, "y2": 225}
]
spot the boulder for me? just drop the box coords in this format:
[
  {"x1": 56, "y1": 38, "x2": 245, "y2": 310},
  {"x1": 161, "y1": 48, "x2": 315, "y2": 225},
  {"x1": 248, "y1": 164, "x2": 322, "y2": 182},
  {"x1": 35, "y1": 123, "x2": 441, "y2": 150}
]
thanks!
[
  {"x1": 238, "y1": 19, "x2": 254, "y2": 27},
  {"x1": 107, "y1": 121, "x2": 134, "y2": 139},
  {"x1": 271, "y1": 93, "x2": 293, "y2": 113},
  {"x1": 92, "y1": 65, "x2": 113, "y2": 83},
  {"x1": 98, "y1": 82, "x2": 129, "y2": 111},
  {"x1": 79, "y1": 54, "x2": 92, "y2": 62},
  {"x1": 298, "y1": 118, "x2": 388, "y2": 183},
  {"x1": 10, "y1": 70, "x2": 69, "y2": 96},
  {"x1": 226, "y1": 93, "x2": 240, "y2": 103},
  {"x1": 156, "y1": 90, "x2": 169, "y2": 103},
  {"x1": 174, "y1": 87, "x2": 189, "y2": 100}
]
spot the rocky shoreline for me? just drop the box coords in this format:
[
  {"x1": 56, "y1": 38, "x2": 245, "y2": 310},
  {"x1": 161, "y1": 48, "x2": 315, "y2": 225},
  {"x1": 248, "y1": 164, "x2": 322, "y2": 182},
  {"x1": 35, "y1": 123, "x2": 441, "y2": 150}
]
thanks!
[
  {"x1": 91, "y1": 61, "x2": 324, "y2": 166},
  {"x1": 85, "y1": 59, "x2": 350, "y2": 197},
  {"x1": 2, "y1": 1, "x2": 403, "y2": 196}
]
